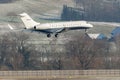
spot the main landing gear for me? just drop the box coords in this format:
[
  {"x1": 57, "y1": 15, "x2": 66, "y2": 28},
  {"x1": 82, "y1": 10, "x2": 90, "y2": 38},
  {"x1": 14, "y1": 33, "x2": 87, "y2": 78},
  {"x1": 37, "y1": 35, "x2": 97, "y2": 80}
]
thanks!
[
  {"x1": 47, "y1": 34, "x2": 51, "y2": 37},
  {"x1": 47, "y1": 33, "x2": 59, "y2": 38},
  {"x1": 55, "y1": 33, "x2": 58, "y2": 37}
]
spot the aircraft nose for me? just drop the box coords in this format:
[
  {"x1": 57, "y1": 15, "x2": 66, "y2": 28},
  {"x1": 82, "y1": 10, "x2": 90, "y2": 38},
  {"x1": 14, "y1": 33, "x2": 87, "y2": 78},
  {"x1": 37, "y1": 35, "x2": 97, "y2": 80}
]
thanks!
[{"x1": 89, "y1": 24, "x2": 93, "y2": 28}]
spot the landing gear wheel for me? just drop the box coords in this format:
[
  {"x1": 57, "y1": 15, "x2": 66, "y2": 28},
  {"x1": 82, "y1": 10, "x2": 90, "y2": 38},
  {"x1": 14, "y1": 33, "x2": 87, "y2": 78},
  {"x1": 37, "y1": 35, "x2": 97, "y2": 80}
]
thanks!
[
  {"x1": 55, "y1": 33, "x2": 58, "y2": 37},
  {"x1": 85, "y1": 29, "x2": 88, "y2": 33},
  {"x1": 47, "y1": 34, "x2": 51, "y2": 37}
]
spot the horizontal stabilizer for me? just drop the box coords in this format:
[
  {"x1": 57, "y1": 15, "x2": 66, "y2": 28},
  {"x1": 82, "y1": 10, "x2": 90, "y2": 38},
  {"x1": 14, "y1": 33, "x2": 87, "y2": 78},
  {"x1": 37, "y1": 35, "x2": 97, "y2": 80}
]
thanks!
[{"x1": 8, "y1": 24, "x2": 14, "y2": 30}]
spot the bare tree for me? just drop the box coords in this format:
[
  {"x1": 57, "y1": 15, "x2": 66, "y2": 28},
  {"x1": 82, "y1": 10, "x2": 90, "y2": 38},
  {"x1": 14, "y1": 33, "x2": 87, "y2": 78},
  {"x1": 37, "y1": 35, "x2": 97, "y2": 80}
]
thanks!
[
  {"x1": 46, "y1": 38, "x2": 64, "y2": 70},
  {"x1": 0, "y1": 32, "x2": 38, "y2": 70},
  {"x1": 70, "y1": 0, "x2": 120, "y2": 22},
  {"x1": 0, "y1": 33, "x2": 23, "y2": 70},
  {"x1": 65, "y1": 34, "x2": 108, "y2": 69},
  {"x1": 111, "y1": 34, "x2": 120, "y2": 69}
]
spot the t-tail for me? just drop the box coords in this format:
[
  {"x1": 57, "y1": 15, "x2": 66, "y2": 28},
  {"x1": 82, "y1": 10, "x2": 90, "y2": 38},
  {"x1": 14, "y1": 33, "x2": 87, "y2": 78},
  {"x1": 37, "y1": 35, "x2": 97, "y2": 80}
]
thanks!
[{"x1": 19, "y1": 13, "x2": 40, "y2": 29}]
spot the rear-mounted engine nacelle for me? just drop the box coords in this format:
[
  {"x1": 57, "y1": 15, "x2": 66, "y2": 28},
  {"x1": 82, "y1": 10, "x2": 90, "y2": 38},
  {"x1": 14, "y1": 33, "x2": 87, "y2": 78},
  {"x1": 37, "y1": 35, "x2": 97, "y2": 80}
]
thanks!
[{"x1": 34, "y1": 26, "x2": 36, "y2": 29}]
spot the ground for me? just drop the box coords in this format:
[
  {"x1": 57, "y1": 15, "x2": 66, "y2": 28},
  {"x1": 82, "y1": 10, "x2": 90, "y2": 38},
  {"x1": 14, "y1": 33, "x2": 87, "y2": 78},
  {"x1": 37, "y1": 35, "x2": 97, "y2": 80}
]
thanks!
[{"x1": 1, "y1": 76, "x2": 120, "y2": 80}]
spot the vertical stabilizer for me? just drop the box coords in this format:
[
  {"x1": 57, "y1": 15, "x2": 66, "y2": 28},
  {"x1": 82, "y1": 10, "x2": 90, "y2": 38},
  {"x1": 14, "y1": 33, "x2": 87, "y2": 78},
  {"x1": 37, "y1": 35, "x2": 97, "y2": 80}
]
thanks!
[{"x1": 19, "y1": 13, "x2": 40, "y2": 29}]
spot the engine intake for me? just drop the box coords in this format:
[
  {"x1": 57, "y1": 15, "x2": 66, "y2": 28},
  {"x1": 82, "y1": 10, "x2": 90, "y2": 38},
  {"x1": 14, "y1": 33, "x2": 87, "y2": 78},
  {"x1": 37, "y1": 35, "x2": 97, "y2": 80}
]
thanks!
[{"x1": 34, "y1": 26, "x2": 36, "y2": 29}]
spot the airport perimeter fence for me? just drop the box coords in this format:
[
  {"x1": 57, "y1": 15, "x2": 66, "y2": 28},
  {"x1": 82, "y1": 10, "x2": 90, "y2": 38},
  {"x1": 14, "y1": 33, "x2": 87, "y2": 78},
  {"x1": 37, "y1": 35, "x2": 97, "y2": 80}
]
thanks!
[{"x1": 0, "y1": 70, "x2": 120, "y2": 78}]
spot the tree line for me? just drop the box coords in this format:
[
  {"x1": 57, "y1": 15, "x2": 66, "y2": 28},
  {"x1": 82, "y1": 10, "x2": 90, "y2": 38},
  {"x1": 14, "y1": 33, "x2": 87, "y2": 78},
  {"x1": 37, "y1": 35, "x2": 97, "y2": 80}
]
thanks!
[
  {"x1": 0, "y1": 0, "x2": 18, "y2": 3},
  {"x1": 61, "y1": 0, "x2": 120, "y2": 22},
  {"x1": 0, "y1": 32, "x2": 120, "y2": 70}
]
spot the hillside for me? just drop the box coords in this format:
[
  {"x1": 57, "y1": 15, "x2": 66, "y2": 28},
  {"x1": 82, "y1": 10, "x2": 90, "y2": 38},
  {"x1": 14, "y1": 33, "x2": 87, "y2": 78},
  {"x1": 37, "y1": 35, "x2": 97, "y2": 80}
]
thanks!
[
  {"x1": 0, "y1": 0, "x2": 120, "y2": 38},
  {"x1": 64, "y1": 0, "x2": 120, "y2": 22},
  {"x1": 0, "y1": 0, "x2": 74, "y2": 22}
]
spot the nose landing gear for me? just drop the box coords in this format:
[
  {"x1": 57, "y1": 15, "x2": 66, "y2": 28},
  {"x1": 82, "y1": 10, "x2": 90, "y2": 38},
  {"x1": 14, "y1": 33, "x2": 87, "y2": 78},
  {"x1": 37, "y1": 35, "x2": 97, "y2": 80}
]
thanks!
[{"x1": 85, "y1": 29, "x2": 88, "y2": 33}]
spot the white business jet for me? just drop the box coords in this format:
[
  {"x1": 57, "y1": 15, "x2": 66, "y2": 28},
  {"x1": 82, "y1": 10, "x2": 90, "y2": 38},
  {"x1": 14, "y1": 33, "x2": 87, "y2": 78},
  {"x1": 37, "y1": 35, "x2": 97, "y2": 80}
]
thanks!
[{"x1": 16, "y1": 13, "x2": 93, "y2": 37}]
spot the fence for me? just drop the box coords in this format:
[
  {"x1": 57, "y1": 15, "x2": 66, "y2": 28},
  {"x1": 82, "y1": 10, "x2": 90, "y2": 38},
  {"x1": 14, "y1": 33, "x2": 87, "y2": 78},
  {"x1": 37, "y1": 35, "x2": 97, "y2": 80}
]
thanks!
[{"x1": 0, "y1": 70, "x2": 120, "y2": 79}]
